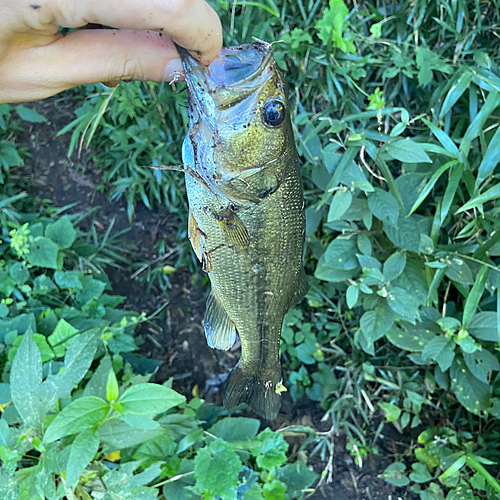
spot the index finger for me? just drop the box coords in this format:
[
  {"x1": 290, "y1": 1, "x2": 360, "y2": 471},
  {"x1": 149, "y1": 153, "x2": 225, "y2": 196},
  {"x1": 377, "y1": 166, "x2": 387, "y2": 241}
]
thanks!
[{"x1": 53, "y1": 0, "x2": 223, "y2": 65}]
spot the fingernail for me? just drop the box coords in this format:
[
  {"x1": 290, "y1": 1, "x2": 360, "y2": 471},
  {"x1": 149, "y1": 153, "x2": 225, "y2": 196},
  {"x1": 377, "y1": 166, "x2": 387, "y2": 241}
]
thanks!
[{"x1": 164, "y1": 59, "x2": 185, "y2": 82}]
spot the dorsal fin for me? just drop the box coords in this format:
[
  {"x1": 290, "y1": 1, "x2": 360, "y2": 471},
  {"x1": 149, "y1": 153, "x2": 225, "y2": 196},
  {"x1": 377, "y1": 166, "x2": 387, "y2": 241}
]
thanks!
[{"x1": 204, "y1": 289, "x2": 237, "y2": 351}]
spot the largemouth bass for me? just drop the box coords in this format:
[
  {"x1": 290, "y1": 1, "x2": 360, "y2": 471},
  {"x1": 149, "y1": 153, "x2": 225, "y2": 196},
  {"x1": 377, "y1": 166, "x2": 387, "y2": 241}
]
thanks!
[{"x1": 178, "y1": 41, "x2": 308, "y2": 420}]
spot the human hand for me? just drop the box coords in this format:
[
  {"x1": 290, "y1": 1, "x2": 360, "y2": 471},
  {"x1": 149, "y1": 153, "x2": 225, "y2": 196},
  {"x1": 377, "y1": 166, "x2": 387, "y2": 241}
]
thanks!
[{"x1": 0, "y1": 0, "x2": 222, "y2": 103}]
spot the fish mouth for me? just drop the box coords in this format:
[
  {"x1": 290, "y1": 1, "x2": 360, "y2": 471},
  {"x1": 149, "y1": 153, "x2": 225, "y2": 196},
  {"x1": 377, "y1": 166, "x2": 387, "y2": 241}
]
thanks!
[{"x1": 177, "y1": 41, "x2": 274, "y2": 110}]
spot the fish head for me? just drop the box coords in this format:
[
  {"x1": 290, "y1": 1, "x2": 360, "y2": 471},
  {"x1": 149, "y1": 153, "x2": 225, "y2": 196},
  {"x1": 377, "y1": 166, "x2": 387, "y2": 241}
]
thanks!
[{"x1": 179, "y1": 41, "x2": 294, "y2": 203}]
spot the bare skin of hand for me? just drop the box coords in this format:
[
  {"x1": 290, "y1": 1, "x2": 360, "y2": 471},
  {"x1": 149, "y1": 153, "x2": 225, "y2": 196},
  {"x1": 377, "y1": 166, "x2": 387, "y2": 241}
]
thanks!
[{"x1": 0, "y1": 0, "x2": 222, "y2": 103}]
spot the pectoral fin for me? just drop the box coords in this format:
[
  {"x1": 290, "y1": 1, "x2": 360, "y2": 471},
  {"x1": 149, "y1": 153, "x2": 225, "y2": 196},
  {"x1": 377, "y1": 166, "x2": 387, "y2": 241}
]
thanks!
[
  {"x1": 188, "y1": 209, "x2": 206, "y2": 262},
  {"x1": 204, "y1": 289, "x2": 237, "y2": 350},
  {"x1": 213, "y1": 208, "x2": 249, "y2": 249}
]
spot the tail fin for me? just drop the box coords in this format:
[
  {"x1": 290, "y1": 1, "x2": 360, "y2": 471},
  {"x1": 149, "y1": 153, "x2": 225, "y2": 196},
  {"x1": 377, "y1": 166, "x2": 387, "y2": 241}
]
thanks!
[{"x1": 223, "y1": 362, "x2": 282, "y2": 420}]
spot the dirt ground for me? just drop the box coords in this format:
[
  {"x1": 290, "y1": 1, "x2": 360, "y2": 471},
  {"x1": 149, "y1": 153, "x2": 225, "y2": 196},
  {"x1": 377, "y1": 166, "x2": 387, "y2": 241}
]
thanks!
[{"x1": 16, "y1": 96, "x2": 416, "y2": 500}]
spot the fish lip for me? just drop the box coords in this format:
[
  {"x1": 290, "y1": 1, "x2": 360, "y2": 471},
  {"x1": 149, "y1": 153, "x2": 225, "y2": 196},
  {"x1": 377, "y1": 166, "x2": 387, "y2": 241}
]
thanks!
[{"x1": 176, "y1": 41, "x2": 274, "y2": 110}]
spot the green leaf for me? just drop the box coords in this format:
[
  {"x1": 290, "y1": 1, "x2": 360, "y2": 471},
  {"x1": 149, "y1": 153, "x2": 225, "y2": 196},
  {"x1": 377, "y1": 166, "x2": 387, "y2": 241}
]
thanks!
[
  {"x1": 33, "y1": 275, "x2": 57, "y2": 294},
  {"x1": 440, "y1": 162, "x2": 464, "y2": 224},
  {"x1": 385, "y1": 138, "x2": 432, "y2": 163},
  {"x1": 119, "y1": 383, "x2": 186, "y2": 415},
  {"x1": 463, "y1": 350, "x2": 500, "y2": 384},
  {"x1": 439, "y1": 71, "x2": 473, "y2": 119},
  {"x1": 439, "y1": 456, "x2": 466, "y2": 481},
  {"x1": 386, "y1": 324, "x2": 435, "y2": 352},
  {"x1": 75, "y1": 276, "x2": 105, "y2": 304},
  {"x1": 379, "y1": 402, "x2": 401, "y2": 422},
  {"x1": 9, "y1": 262, "x2": 29, "y2": 285},
  {"x1": 255, "y1": 428, "x2": 289, "y2": 470},
  {"x1": 15, "y1": 105, "x2": 47, "y2": 123},
  {"x1": 381, "y1": 462, "x2": 409, "y2": 487},
  {"x1": 133, "y1": 434, "x2": 177, "y2": 466},
  {"x1": 65, "y1": 429, "x2": 100, "y2": 489},
  {"x1": 194, "y1": 439, "x2": 242, "y2": 500},
  {"x1": 324, "y1": 236, "x2": 359, "y2": 270},
  {"x1": 422, "y1": 118, "x2": 460, "y2": 157},
  {"x1": 243, "y1": 484, "x2": 265, "y2": 500},
  {"x1": 262, "y1": 480, "x2": 286, "y2": 500},
  {"x1": 45, "y1": 216, "x2": 77, "y2": 249},
  {"x1": 47, "y1": 318, "x2": 79, "y2": 357},
  {"x1": 409, "y1": 463, "x2": 433, "y2": 483},
  {"x1": 383, "y1": 252, "x2": 406, "y2": 282},
  {"x1": 10, "y1": 330, "x2": 45, "y2": 430},
  {"x1": 98, "y1": 418, "x2": 163, "y2": 450},
  {"x1": 409, "y1": 161, "x2": 457, "y2": 215},
  {"x1": 327, "y1": 189, "x2": 352, "y2": 221},
  {"x1": 422, "y1": 336, "x2": 455, "y2": 372},
  {"x1": 295, "y1": 343, "x2": 319, "y2": 365},
  {"x1": 275, "y1": 461, "x2": 317, "y2": 498},
  {"x1": 54, "y1": 271, "x2": 83, "y2": 290},
  {"x1": 477, "y1": 125, "x2": 500, "y2": 184},
  {"x1": 468, "y1": 312, "x2": 499, "y2": 341},
  {"x1": 446, "y1": 259, "x2": 474, "y2": 285},
  {"x1": 106, "y1": 369, "x2": 119, "y2": 402},
  {"x1": 26, "y1": 237, "x2": 60, "y2": 270},
  {"x1": 384, "y1": 215, "x2": 421, "y2": 252},
  {"x1": 367, "y1": 188, "x2": 399, "y2": 226},
  {"x1": 450, "y1": 360, "x2": 491, "y2": 415},
  {"x1": 346, "y1": 285, "x2": 359, "y2": 308},
  {"x1": 457, "y1": 182, "x2": 500, "y2": 213},
  {"x1": 360, "y1": 305, "x2": 395, "y2": 345},
  {"x1": 387, "y1": 286, "x2": 420, "y2": 323},
  {"x1": 43, "y1": 396, "x2": 109, "y2": 443},
  {"x1": 462, "y1": 266, "x2": 488, "y2": 327}
]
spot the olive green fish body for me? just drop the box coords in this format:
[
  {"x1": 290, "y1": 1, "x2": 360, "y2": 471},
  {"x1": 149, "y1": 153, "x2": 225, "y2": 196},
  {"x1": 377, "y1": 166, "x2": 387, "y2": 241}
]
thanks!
[{"x1": 179, "y1": 41, "x2": 307, "y2": 419}]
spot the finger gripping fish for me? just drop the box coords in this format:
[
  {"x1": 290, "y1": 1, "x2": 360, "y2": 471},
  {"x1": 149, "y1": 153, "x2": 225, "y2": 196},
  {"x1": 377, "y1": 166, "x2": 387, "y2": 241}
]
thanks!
[{"x1": 178, "y1": 41, "x2": 308, "y2": 420}]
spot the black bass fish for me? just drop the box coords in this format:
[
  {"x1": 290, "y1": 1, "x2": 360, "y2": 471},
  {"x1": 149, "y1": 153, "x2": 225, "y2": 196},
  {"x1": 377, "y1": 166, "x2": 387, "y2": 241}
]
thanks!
[{"x1": 178, "y1": 41, "x2": 308, "y2": 419}]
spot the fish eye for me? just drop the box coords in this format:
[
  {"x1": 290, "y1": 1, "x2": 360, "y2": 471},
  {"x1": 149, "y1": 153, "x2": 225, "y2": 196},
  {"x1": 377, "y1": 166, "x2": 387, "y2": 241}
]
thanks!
[{"x1": 262, "y1": 99, "x2": 285, "y2": 127}]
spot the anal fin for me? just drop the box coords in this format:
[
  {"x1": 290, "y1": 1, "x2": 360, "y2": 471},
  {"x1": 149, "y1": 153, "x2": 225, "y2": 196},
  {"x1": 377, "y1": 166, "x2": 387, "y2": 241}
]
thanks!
[{"x1": 204, "y1": 289, "x2": 237, "y2": 351}]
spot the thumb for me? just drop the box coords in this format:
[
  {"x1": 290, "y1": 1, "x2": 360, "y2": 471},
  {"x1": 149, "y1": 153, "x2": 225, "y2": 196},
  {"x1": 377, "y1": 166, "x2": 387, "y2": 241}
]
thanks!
[{"x1": 0, "y1": 29, "x2": 183, "y2": 103}]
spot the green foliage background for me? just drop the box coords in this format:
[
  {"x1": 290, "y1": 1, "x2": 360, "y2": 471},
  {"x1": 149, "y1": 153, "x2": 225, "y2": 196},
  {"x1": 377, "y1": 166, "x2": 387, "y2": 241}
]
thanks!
[{"x1": 1, "y1": 0, "x2": 500, "y2": 499}]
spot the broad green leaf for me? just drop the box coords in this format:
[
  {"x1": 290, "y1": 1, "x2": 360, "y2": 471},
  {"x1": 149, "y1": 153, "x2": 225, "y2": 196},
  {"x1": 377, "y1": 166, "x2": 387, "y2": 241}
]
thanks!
[
  {"x1": 385, "y1": 138, "x2": 432, "y2": 163},
  {"x1": 26, "y1": 237, "x2": 59, "y2": 270},
  {"x1": 75, "y1": 276, "x2": 105, "y2": 304},
  {"x1": 446, "y1": 259, "x2": 474, "y2": 285},
  {"x1": 383, "y1": 252, "x2": 406, "y2": 282},
  {"x1": 65, "y1": 429, "x2": 100, "y2": 489},
  {"x1": 262, "y1": 480, "x2": 286, "y2": 500},
  {"x1": 119, "y1": 383, "x2": 185, "y2": 415},
  {"x1": 356, "y1": 232, "x2": 372, "y2": 255},
  {"x1": 367, "y1": 188, "x2": 399, "y2": 226},
  {"x1": 327, "y1": 188, "x2": 352, "y2": 221},
  {"x1": 462, "y1": 266, "x2": 488, "y2": 326},
  {"x1": 194, "y1": 439, "x2": 242, "y2": 500},
  {"x1": 255, "y1": 428, "x2": 289, "y2": 470},
  {"x1": 54, "y1": 271, "x2": 83, "y2": 290},
  {"x1": 381, "y1": 462, "x2": 409, "y2": 487},
  {"x1": 0, "y1": 470, "x2": 19, "y2": 499},
  {"x1": 378, "y1": 402, "x2": 401, "y2": 422},
  {"x1": 119, "y1": 414, "x2": 160, "y2": 430},
  {"x1": 387, "y1": 286, "x2": 420, "y2": 323},
  {"x1": 99, "y1": 418, "x2": 163, "y2": 450},
  {"x1": 100, "y1": 463, "x2": 159, "y2": 500},
  {"x1": 243, "y1": 484, "x2": 265, "y2": 500},
  {"x1": 386, "y1": 324, "x2": 435, "y2": 352},
  {"x1": 106, "y1": 369, "x2": 119, "y2": 402},
  {"x1": 43, "y1": 396, "x2": 109, "y2": 443},
  {"x1": 468, "y1": 312, "x2": 498, "y2": 341},
  {"x1": 346, "y1": 285, "x2": 359, "y2": 309},
  {"x1": 83, "y1": 356, "x2": 113, "y2": 399},
  {"x1": 45, "y1": 216, "x2": 77, "y2": 249},
  {"x1": 357, "y1": 254, "x2": 381, "y2": 271},
  {"x1": 463, "y1": 350, "x2": 500, "y2": 384},
  {"x1": 450, "y1": 360, "x2": 491, "y2": 415},
  {"x1": 275, "y1": 462, "x2": 317, "y2": 498},
  {"x1": 50, "y1": 328, "x2": 101, "y2": 396},
  {"x1": 10, "y1": 330, "x2": 44, "y2": 430},
  {"x1": 33, "y1": 275, "x2": 57, "y2": 294},
  {"x1": 409, "y1": 161, "x2": 457, "y2": 215},
  {"x1": 439, "y1": 456, "x2": 466, "y2": 481},
  {"x1": 8, "y1": 333, "x2": 54, "y2": 363},
  {"x1": 422, "y1": 336, "x2": 455, "y2": 371},
  {"x1": 47, "y1": 318, "x2": 79, "y2": 357},
  {"x1": 133, "y1": 434, "x2": 176, "y2": 466},
  {"x1": 324, "y1": 236, "x2": 358, "y2": 270},
  {"x1": 384, "y1": 215, "x2": 421, "y2": 252},
  {"x1": 409, "y1": 463, "x2": 433, "y2": 483},
  {"x1": 15, "y1": 105, "x2": 47, "y2": 123},
  {"x1": 360, "y1": 305, "x2": 395, "y2": 345},
  {"x1": 457, "y1": 182, "x2": 500, "y2": 213},
  {"x1": 295, "y1": 343, "x2": 319, "y2": 365}
]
